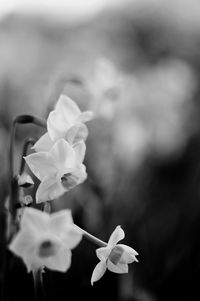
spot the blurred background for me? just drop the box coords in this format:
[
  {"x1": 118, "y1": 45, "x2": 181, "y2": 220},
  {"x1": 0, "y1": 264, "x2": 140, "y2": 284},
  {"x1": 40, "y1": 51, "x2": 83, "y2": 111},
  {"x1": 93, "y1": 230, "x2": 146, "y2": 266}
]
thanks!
[{"x1": 1, "y1": 0, "x2": 200, "y2": 300}]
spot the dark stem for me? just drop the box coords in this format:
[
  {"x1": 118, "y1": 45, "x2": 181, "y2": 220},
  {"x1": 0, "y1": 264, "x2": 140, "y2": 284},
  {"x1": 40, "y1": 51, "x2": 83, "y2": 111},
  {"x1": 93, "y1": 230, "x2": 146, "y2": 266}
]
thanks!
[
  {"x1": 9, "y1": 115, "x2": 46, "y2": 220},
  {"x1": 19, "y1": 137, "x2": 36, "y2": 175}
]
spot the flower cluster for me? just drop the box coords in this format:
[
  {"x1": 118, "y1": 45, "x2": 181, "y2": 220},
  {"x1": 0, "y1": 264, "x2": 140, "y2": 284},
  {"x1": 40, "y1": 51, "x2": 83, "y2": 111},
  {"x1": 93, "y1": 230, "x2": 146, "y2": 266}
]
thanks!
[
  {"x1": 9, "y1": 94, "x2": 138, "y2": 286},
  {"x1": 25, "y1": 94, "x2": 93, "y2": 203}
]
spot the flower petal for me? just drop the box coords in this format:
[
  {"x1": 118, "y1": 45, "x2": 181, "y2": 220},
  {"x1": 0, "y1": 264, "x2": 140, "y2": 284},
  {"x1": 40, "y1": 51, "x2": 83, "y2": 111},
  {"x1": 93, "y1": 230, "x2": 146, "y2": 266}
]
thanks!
[
  {"x1": 36, "y1": 176, "x2": 66, "y2": 203},
  {"x1": 43, "y1": 248, "x2": 72, "y2": 272},
  {"x1": 47, "y1": 110, "x2": 71, "y2": 141},
  {"x1": 73, "y1": 141, "x2": 86, "y2": 164},
  {"x1": 33, "y1": 133, "x2": 54, "y2": 152},
  {"x1": 9, "y1": 229, "x2": 37, "y2": 258},
  {"x1": 91, "y1": 261, "x2": 107, "y2": 285},
  {"x1": 21, "y1": 207, "x2": 49, "y2": 232},
  {"x1": 107, "y1": 260, "x2": 128, "y2": 274},
  {"x1": 66, "y1": 123, "x2": 88, "y2": 145},
  {"x1": 77, "y1": 111, "x2": 94, "y2": 123},
  {"x1": 24, "y1": 152, "x2": 57, "y2": 181},
  {"x1": 118, "y1": 244, "x2": 139, "y2": 264},
  {"x1": 96, "y1": 246, "x2": 111, "y2": 261},
  {"x1": 50, "y1": 139, "x2": 76, "y2": 170},
  {"x1": 108, "y1": 226, "x2": 125, "y2": 247},
  {"x1": 56, "y1": 94, "x2": 80, "y2": 123},
  {"x1": 49, "y1": 210, "x2": 82, "y2": 249}
]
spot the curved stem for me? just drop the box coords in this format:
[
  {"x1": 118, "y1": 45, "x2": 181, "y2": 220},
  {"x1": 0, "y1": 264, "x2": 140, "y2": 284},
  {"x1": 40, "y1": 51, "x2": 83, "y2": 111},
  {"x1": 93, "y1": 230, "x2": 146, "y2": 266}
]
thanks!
[
  {"x1": 9, "y1": 115, "x2": 46, "y2": 220},
  {"x1": 74, "y1": 225, "x2": 107, "y2": 247},
  {"x1": 19, "y1": 137, "x2": 36, "y2": 175}
]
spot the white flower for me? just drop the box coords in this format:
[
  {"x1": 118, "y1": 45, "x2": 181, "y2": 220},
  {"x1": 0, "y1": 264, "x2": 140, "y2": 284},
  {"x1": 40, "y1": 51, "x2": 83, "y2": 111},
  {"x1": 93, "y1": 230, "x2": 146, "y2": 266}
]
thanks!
[
  {"x1": 34, "y1": 94, "x2": 93, "y2": 152},
  {"x1": 9, "y1": 207, "x2": 82, "y2": 273},
  {"x1": 24, "y1": 139, "x2": 87, "y2": 203},
  {"x1": 91, "y1": 226, "x2": 138, "y2": 285}
]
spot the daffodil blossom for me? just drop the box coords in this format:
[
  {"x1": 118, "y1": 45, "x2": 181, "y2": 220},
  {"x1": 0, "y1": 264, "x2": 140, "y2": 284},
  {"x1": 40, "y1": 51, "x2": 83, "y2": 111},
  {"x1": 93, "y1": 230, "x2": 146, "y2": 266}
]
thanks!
[
  {"x1": 91, "y1": 226, "x2": 138, "y2": 285},
  {"x1": 24, "y1": 139, "x2": 87, "y2": 203},
  {"x1": 9, "y1": 207, "x2": 82, "y2": 273},
  {"x1": 33, "y1": 94, "x2": 93, "y2": 152}
]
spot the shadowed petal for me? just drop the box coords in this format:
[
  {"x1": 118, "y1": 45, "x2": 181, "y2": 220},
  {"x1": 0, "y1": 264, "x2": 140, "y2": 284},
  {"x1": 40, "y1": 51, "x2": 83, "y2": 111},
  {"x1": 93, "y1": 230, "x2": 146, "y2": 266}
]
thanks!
[
  {"x1": 66, "y1": 123, "x2": 88, "y2": 145},
  {"x1": 56, "y1": 94, "x2": 80, "y2": 123},
  {"x1": 21, "y1": 207, "x2": 49, "y2": 231},
  {"x1": 77, "y1": 111, "x2": 94, "y2": 123},
  {"x1": 91, "y1": 261, "x2": 107, "y2": 285},
  {"x1": 50, "y1": 139, "x2": 76, "y2": 169},
  {"x1": 118, "y1": 244, "x2": 139, "y2": 263},
  {"x1": 36, "y1": 176, "x2": 65, "y2": 203},
  {"x1": 44, "y1": 249, "x2": 72, "y2": 272},
  {"x1": 108, "y1": 226, "x2": 125, "y2": 247},
  {"x1": 47, "y1": 110, "x2": 70, "y2": 141},
  {"x1": 73, "y1": 141, "x2": 86, "y2": 164},
  {"x1": 33, "y1": 133, "x2": 54, "y2": 152},
  {"x1": 24, "y1": 152, "x2": 57, "y2": 181},
  {"x1": 107, "y1": 260, "x2": 128, "y2": 274},
  {"x1": 96, "y1": 246, "x2": 111, "y2": 261}
]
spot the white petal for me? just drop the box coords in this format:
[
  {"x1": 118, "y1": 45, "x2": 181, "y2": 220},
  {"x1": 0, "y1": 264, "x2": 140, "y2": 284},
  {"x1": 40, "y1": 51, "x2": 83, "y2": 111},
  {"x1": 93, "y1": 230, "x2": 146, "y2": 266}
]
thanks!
[
  {"x1": 50, "y1": 139, "x2": 76, "y2": 169},
  {"x1": 66, "y1": 123, "x2": 88, "y2": 145},
  {"x1": 9, "y1": 229, "x2": 37, "y2": 258},
  {"x1": 50, "y1": 209, "x2": 73, "y2": 231},
  {"x1": 44, "y1": 248, "x2": 72, "y2": 272},
  {"x1": 96, "y1": 246, "x2": 111, "y2": 261},
  {"x1": 108, "y1": 226, "x2": 125, "y2": 247},
  {"x1": 21, "y1": 207, "x2": 49, "y2": 232},
  {"x1": 91, "y1": 261, "x2": 107, "y2": 285},
  {"x1": 33, "y1": 133, "x2": 54, "y2": 152},
  {"x1": 73, "y1": 141, "x2": 86, "y2": 164},
  {"x1": 36, "y1": 176, "x2": 66, "y2": 203},
  {"x1": 60, "y1": 165, "x2": 87, "y2": 191},
  {"x1": 77, "y1": 111, "x2": 94, "y2": 123},
  {"x1": 107, "y1": 260, "x2": 128, "y2": 274},
  {"x1": 24, "y1": 152, "x2": 57, "y2": 181},
  {"x1": 62, "y1": 227, "x2": 82, "y2": 249},
  {"x1": 118, "y1": 244, "x2": 139, "y2": 264},
  {"x1": 47, "y1": 110, "x2": 70, "y2": 141},
  {"x1": 56, "y1": 94, "x2": 80, "y2": 123},
  {"x1": 49, "y1": 210, "x2": 82, "y2": 248}
]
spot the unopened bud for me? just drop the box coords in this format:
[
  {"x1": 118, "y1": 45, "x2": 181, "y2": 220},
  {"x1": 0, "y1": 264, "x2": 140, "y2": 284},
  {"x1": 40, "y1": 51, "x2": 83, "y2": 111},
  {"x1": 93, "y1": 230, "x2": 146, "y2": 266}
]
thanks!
[{"x1": 17, "y1": 173, "x2": 34, "y2": 188}]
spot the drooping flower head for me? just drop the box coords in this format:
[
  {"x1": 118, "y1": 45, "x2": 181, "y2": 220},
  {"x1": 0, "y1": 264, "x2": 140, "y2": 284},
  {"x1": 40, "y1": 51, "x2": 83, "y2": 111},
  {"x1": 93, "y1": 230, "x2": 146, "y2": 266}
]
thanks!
[
  {"x1": 34, "y1": 94, "x2": 93, "y2": 152},
  {"x1": 91, "y1": 226, "x2": 138, "y2": 285},
  {"x1": 25, "y1": 139, "x2": 87, "y2": 203},
  {"x1": 9, "y1": 207, "x2": 82, "y2": 273}
]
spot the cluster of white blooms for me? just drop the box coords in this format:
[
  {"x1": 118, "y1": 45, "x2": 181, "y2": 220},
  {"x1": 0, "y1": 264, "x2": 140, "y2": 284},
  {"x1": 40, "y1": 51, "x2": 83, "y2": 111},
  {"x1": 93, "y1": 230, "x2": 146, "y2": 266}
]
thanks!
[{"x1": 9, "y1": 94, "x2": 138, "y2": 285}]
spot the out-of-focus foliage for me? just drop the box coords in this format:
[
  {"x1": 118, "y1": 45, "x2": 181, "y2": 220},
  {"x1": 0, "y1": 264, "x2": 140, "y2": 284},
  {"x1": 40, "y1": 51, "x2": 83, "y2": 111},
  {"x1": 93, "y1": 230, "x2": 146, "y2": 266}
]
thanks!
[{"x1": 1, "y1": 1, "x2": 200, "y2": 300}]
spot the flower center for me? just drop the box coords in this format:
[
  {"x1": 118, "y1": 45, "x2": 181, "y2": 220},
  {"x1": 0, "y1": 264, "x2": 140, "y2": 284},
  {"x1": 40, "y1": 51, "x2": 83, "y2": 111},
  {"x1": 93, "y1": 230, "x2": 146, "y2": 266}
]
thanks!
[
  {"x1": 108, "y1": 245, "x2": 124, "y2": 265},
  {"x1": 61, "y1": 173, "x2": 78, "y2": 189},
  {"x1": 38, "y1": 240, "x2": 58, "y2": 258}
]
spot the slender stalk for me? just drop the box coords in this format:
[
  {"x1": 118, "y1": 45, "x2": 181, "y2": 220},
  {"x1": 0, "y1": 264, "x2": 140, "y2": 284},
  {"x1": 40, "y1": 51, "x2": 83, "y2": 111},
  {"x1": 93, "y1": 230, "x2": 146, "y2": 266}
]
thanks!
[
  {"x1": 19, "y1": 137, "x2": 36, "y2": 175},
  {"x1": 74, "y1": 225, "x2": 107, "y2": 247},
  {"x1": 33, "y1": 269, "x2": 45, "y2": 301},
  {"x1": 9, "y1": 115, "x2": 46, "y2": 220}
]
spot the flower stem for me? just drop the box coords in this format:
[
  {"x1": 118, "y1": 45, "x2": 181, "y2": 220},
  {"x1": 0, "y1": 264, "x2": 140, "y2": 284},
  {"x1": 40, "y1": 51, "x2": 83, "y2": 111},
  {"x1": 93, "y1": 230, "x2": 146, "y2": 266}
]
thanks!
[
  {"x1": 33, "y1": 269, "x2": 45, "y2": 301},
  {"x1": 74, "y1": 225, "x2": 107, "y2": 247},
  {"x1": 19, "y1": 137, "x2": 36, "y2": 175},
  {"x1": 9, "y1": 115, "x2": 46, "y2": 220}
]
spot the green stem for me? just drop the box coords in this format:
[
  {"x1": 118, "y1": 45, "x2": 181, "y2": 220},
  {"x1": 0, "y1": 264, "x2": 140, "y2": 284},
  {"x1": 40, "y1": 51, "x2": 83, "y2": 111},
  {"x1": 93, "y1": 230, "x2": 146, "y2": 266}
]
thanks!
[{"x1": 74, "y1": 225, "x2": 107, "y2": 247}]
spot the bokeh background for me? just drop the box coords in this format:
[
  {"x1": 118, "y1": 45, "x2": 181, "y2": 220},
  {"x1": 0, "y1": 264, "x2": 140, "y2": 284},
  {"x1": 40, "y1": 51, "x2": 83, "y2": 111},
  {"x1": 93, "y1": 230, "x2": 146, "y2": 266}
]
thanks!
[{"x1": 1, "y1": 0, "x2": 200, "y2": 300}]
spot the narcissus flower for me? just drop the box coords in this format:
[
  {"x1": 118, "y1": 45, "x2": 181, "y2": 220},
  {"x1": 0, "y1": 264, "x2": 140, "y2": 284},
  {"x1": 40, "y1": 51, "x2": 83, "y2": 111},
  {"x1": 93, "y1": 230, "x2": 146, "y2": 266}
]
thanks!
[
  {"x1": 9, "y1": 207, "x2": 82, "y2": 272},
  {"x1": 25, "y1": 139, "x2": 87, "y2": 203},
  {"x1": 91, "y1": 226, "x2": 138, "y2": 285},
  {"x1": 34, "y1": 94, "x2": 93, "y2": 152}
]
